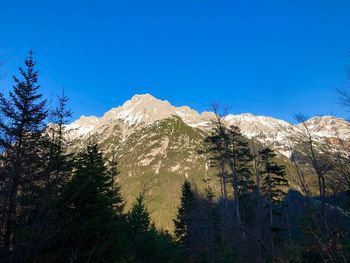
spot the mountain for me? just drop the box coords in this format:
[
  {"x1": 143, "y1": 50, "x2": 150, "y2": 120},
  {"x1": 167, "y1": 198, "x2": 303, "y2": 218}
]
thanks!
[
  {"x1": 67, "y1": 93, "x2": 350, "y2": 154},
  {"x1": 65, "y1": 94, "x2": 350, "y2": 230}
]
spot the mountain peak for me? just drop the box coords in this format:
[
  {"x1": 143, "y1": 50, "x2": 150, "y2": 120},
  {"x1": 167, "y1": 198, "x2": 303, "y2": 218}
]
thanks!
[
  {"x1": 66, "y1": 94, "x2": 350, "y2": 150},
  {"x1": 130, "y1": 93, "x2": 156, "y2": 100},
  {"x1": 101, "y1": 93, "x2": 174, "y2": 125},
  {"x1": 124, "y1": 93, "x2": 170, "y2": 107}
]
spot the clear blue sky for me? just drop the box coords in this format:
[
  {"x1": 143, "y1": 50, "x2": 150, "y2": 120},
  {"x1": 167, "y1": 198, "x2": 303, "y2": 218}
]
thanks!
[{"x1": 1, "y1": 0, "x2": 350, "y2": 123}]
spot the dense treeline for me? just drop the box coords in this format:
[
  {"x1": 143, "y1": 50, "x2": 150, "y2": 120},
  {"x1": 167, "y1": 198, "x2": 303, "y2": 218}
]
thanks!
[{"x1": 0, "y1": 52, "x2": 350, "y2": 262}]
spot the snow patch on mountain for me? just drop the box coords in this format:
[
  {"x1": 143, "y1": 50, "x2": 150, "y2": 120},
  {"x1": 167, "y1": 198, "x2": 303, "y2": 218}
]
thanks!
[{"x1": 66, "y1": 94, "x2": 350, "y2": 156}]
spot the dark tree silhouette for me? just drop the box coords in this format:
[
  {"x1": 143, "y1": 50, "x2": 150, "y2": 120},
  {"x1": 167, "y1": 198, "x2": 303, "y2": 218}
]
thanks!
[
  {"x1": 174, "y1": 180, "x2": 197, "y2": 260},
  {"x1": 260, "y1": 147, "x2": 288, "y2": 255},
  {"x1": 0, "y1": 50, "x2": 48, "y2": 260}
]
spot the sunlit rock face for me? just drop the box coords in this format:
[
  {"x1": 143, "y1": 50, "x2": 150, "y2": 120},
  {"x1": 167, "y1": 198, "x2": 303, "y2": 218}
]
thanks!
[
  {"x1": 64, "y1": 94, "x2": 350, "y2": 230},
  {"x1": 66, "y1": 93, "x2": 350, "y2": 156}
]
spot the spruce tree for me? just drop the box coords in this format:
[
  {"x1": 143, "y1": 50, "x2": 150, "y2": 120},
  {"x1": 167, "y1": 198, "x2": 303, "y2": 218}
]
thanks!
[
  {"x1": 226, "y1": 125, "x2": 254, "y2": 227},
  {"x1": 203, "y1": 186, "x2": 220, "y2": 263},
  {"x1": 203, "y1": 110, "x2": 230, "y2": 225},
  {"x1": 51, "y1": 90, "x2": 72, "y2": 152},
  {"x1": 29, "y1": 91, "x2": 74, "y2": 262},
  {"x1": 204, "y1": 116, "x2": 255, "y2": 258},
  {"x1": 127, "y1": 193, "x2": 155, "y2": 262},
  {"x1": 259, "y1": 147, "x2": 289, "y2": 255},
  {"x1": 0, "y1": 50, "x2": 48, "y2": 259},
  {"x1": 45, "y1": 89, "x2": 73, "y2": 198},
  {"x1": 25, "y1": 90, "x2": 76, "y2": 262},
  {"x1": 107, "y1": 151, "x2": 125, "y2": 216},
  {"x1": 128, "y1": 193, "x2": 151, "y2": 234},
  {"x1": 57, "y1": 142, "x2": 123, "y2": 262},
  {"x1": 127, "y1": 193, "x2": 183, "y2": 263},
  {"x1": 49, "y1": 90, "x2": 72, "y2": 174},
  {"x1": 174, "y1": 180, "x2": 197, "y2": 259}
]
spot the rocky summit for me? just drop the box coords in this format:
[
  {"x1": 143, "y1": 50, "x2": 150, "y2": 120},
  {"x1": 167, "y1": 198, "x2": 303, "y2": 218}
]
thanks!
[
  {"x1": 67, "y1": 93, "x2": 350, "y2": 155},
  {"x1": 65, "y1": 94, "x2": 350, "y2": 230}
]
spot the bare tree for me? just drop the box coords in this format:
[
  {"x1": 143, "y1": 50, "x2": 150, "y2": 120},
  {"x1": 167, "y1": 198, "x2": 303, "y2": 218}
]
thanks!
[
  {"x1": 288, "y1": 113, "x2": 348, "y2": 262},
  {"x1": 292, "y1": 114, "x2": 333, "y2": 215}
]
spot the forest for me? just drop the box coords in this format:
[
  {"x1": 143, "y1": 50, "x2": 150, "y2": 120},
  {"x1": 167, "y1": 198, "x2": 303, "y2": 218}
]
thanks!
[{"x1": 0, "y1": 51, "x2": 350, "y2": 263}]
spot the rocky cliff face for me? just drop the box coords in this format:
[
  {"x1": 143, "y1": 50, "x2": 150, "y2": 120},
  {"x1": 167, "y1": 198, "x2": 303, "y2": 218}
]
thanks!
[
  {"x1": 67, "y1": 93, "x2": 350, "y2": 155},
  {"x1": 65, "y1": 94, "x2": 350, "y2": 230}
]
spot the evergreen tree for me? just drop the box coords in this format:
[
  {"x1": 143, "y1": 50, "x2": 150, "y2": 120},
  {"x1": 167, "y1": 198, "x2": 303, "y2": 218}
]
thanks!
[
  {"x1": 127, "y1": 193, "x2": 152, "y2": 262},
  {"x1": 226, "y1": 125, "x2": 254, "y2": 228},
  {"x1": 204, "y1": 117, "x2": 255, "y2": 258},
  {"x1": 48, "y1": 89, "x2": 73, "y2": 180},
  {"x1": 128, "y1": 193, "x2": 151, "y2": 234},
  {"x1": 127, "y1": 193, "x2": 183, "y2": 263},
  {"x1": 203, "y1": 108, "x2": 230, "y2": 227},
  {"x1": 174, "y1": 180, "x2": 197, "y2": 260},
  {"x1": 31, "y1": 90, "x2": 74, "y2": 262},
  {"x1": 56, "y1": 142, "x2": 124, "y2": 262},
  {"x1": 50, "y1": 89, "x2": 72, "y2": 154},
  {"x1": 203, "y1": 186, "x2": 220, "y2": 263},
  {"x1": 0, "y1": 50, "x2": 48, "y2": 260},
  {"x1": 250, "y1": 139, "x2": 264, "y2": 261},
  {"x1": 107, "y1": 151, "x2": 124, "y2": 216},
  {"x1": 259, "y1": 147, "x2": 289, "y2": 255},
  {"x1": 43, "y1": 89, "x2": 73, "y2": 204}
]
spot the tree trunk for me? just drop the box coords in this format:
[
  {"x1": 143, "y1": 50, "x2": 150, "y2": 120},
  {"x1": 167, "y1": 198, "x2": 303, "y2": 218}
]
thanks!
[{"x1": 267, "y1": 172, "x2": 274, "y2": 254}]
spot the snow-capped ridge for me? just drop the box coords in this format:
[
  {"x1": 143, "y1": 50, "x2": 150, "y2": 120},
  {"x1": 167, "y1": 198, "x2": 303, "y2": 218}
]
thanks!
[{"x1": 66, "y1": 94, "x2": 350, "y2": 156}]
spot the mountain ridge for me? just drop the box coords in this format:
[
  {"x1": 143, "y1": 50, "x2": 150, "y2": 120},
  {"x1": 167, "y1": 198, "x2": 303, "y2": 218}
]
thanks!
[
  {"x1": 66, "y1": 93, "x2": 350, "y2": 156},
  {"x1": 64, "y1": 93, "x2": 350, "y2": 230}
]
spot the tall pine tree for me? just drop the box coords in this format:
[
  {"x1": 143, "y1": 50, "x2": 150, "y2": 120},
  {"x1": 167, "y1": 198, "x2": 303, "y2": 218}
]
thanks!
[
  {"x1": 259, "y1": 147, "x2": 289, "y2": 255},
  {"x1": 0, "y1": 50, "x2": 48, "y2": 260},
  {"x1": 203, "y1": 108, "x2": 230, "y2": 227},
  {"x1": 203, "y1": 186, "x2": 220, "y2": 263},
  {"x1": 174, "y1": 180, "x2": 197, "y2": 261},
  {"x1": 107, "y1": 151, "x2": 125, "y2": 216},
  {"x1": 128, "y1": 193, "x2": 151, "y2": 235},
  {"x1": 29, "y1": 90, "x2": 74, "y2": 262},
  {"x1": 48, "y1": 89, "x2": 72, "y2": 177},
  {"x1": 226, "y1": 125, "x2": 254, "y2": 227},
  {"x1": 56, "y1": 142, "x2": 124, "y2": 262}
]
